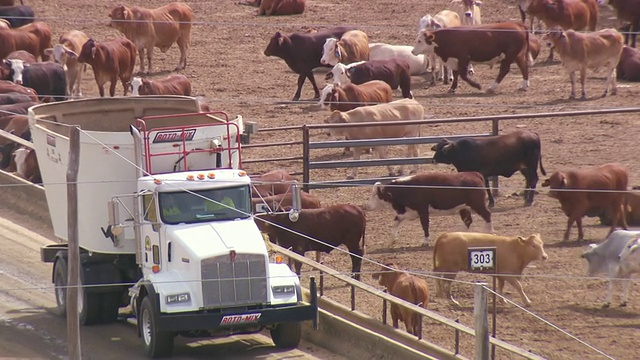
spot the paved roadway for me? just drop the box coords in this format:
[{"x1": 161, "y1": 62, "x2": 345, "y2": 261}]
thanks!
[{"x1": 0, "y1": 207, "x2": 346, "y2": 359}]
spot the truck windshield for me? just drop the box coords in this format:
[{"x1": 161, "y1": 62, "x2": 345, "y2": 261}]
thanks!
[{"x1": 159, "y1": 185, "x2": 250, "y2": 224}]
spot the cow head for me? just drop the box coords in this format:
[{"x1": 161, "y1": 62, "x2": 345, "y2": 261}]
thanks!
[
  {"x1": 419, "y1": 15, "x2": 440, "y2": 31},
  {"x1": 130, "y1": 77, "x2": 143, "y2": 96},
  {"x1": 542, "y1": 27, "x2": 565, "y2": 48},
  {"x1": 541, "y1": 171, "x2": 566, "y2": 199},
  {"x1": 618, "y1": 237, "x2": 640, "y2": 276},
  {"x1": 108, "y1": 5, "x2": 132, "y2": 27},
  {"x1": 518, "y1": 233, "x2": 548, "y2": 262},
  {"x1": 431, "y1": 139, "x2": 455, "y2": 165},
  {"x1": 264, "y1": 32, "x2": 289, "y2": 58},
  {"x1": 366, "y1": 182, "x2": 394, "y2": 211},
  {"x1": 77, "y1": 39, "x2": 97, "y2": 64},
  {"x1": 320, "y1": 38, "x2": 340, "y2": 66},
  {"x1": 6, "y1": 59, "x2": 25, "y2": 85},
  {"x1": 371, "y1": 263, "x2": 399, "y2": 288},
  {"x1": 318, "y1": 84, "x2": 335, "y2": 109},
  {"x1": 44, "y1": 44, "x2": 74, "y2": 70},
  {"x1": 412, "y1": 30, "x2": 436, "y2": 56}
]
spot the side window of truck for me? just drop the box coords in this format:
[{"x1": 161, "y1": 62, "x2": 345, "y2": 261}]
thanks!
[{"x1": 143, "y1": 194, "x2": 157, "y2": 222}]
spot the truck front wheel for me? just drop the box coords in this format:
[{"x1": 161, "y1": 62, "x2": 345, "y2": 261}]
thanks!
[
  {"x1": 270, "y1": 322, "x2": 302, "y2": 349},
  {"x1": 140, "y1": 297, "x2": 174, "y2": 358}
]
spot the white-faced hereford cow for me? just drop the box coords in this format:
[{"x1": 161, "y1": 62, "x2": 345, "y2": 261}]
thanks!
[
  {"x1": 419, "y1": 10, "x2": 462, "y2": 84},
  {"x1": 412, "y1": 22, "x2": 530, "y2": 94},
  {"x1": 320, "y1": 30, "x2": 369, "y2": 66},
  {"x1": 434, "y1": 232, "x2": 548, "y2": 306},
  {"x1": 581, "y1": 230, "x2": 640, "y2": 308},
  {"x1": 431, "y1": 130, "x2": 546, "y2": 207},
  {"x1": 255, "y1": 204, "x2": 366, "y2": 279},
  {"x1": 542, "y1": 28, "x2": 624, "y2": 100},
  {"x1": 542, "y1": 163, "x2": 629, "y2": 241},
  {"x1": 372, "y1": 263, "x2": 429, "y2": 336},
  {"x1": 367, "y1": 172, "x2": 493, "y2": 246},
  {"x1": 326, "y1": 59, "x2": 414, "y2": 99}
]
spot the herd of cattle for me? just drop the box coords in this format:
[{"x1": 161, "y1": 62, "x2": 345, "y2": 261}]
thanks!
[{"x1": 0, "y1": 0, "x2": 638, "y2": 337}]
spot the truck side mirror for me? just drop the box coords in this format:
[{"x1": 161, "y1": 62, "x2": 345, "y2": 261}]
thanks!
[{"x1": 289, "y1": 181, "x2": 301, "y2": 222}]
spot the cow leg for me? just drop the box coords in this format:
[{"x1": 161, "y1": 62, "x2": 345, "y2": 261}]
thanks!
[
  {"x1": 579, "y1": 68, "x2": 587, "y2": 100},
  {"x1": 514, "y1": 53, "x2": 530, "y2": 92},
  {"x1": 497, "y1": 278, "x2": 507, "y2": 304},
  {"x1": 576, "y1": 217, "x2": 585, "y2": 241},
  {"x1": 506, "y1": 277, "x2": 532, "y2": 307},
  {"x1": 292, "y1": 74, "x2": 307, "y2": 101},
  {"x1": 604, "y1": 65, "x2": 617, "y2": 97},
  {"x1": 603, "y1": 275, "x2": 615, "y2": 308},
  {"x1": 458, "y1": 61, "x2": 481, "y2": 90},
  {"x1": 563, "y1": 216, "x2": 575, "y2": 241},
  {"x1": 487, "y1": 59, "x2": 512, "y2": 93},
  {"x1": 348, "y1": 245, "x2": 363, "y2": 280},
  {"x1": 146, "y1": 47, "x2": 153, "y2": 74},
  {"x1": 391, "y1": 305, "x2": 400, "y2": 329},
  {"x1": 459, "y1": 208, "x2": 472, "y2": 229},
  {"x1": 372, "y1": 147, "x2": 394, "y2": 177},
  {"x1": 307, "y1": 72, "x2": 321, "y2": 100},
  {"x1": 407, "y1": 144, "x2": 419, "y2": 174},
  {"x1": 442, "y1": 274, "x2": 460, "y2": 306},
  {"x1": 545, "y1": 46, "x2": 555, "y2": 63},
  {"x1": 448, "y1": 69, "x2": 460, "y2": 94},
  {"x1": 568, "y1": 71, "x2": 577, "y2": 100},
  {"x1": 620, "y1": 275, "x2": 632, "y2": 307},
  {"x1": 137, "y1": 48, "x2": 146, "y2": 74},
  {"x1": 347, "y1": 147, "x2": 363, "y2": 179},
  {"x1": 485, "y1": 177, "x2": 495, "y2": 208},
  {"x1": 522, "y1": 168, "x2": 538, "y2": 206},
  {"x1": 418, "y1": 209, "x2": 431, "y2": 246}
]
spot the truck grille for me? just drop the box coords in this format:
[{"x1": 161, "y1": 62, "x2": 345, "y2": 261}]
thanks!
[{"x1": 201, "y1": 254, "x2": 267, "y2": 308}]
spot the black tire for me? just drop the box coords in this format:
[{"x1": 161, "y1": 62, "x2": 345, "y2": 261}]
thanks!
[
  {"x1": 100, "y1": 292, "x2": 121, "y2": 324},
  {"x1": 270, "y1": 322, "x2": 302, "y2": 349},
  {"x1": 140, "y1": 296, "x2": 174, "y2": 358},
  {"x1": 79, "y1": 271, "x2": 102, "y2": 326},
  {"x1": 53, "y1": 257, "x2": 68, "y2": 317}
]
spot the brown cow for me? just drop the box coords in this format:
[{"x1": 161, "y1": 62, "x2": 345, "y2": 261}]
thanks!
[
  {"x1": 251, "y1": 169, "x2": 298, "y2": 197},
  {"x1": 592, "y1": 190, "x2": 640, "y2": 226},
  {"x1": 318, "y1": 81, "x2": 393, "y2": 112},
  {"x1": 6, "y1": 50, "x2": 36, "y2": 63},
  {"x1": 255, "y1": 204, "x2": 366, "y2": 279},
  {"x1": 542, "y1": 163, "x2": 629, "y2": 241},
  {"x1": 520, "y1": 0, "x2": 598, "y2": 61},
  {"x1": 542, "y1": 28, "x2": 624, "y2": 100},
  {"x1": 597, "y1": 0, "x2": 640, "y2": 48},
  {"x1": 130, "y1": 75, "x2": 191, "y2": 96},
  {"x1": 258, "y1": 0, "x2": 305, "y2": 15},
  {"x1": 74, "y1": 38, "x2": 137, "y2": 97},
  {"x1": 372, "y1": 263, "x2": 429, "y2": 336},
  {"x1": 434, "y1": 232, "x2": 548, "y2": 306},
  {"x1": 0, "y1": 27, "x2": 39, "y2": 60},
  {"x1": 11, "y1": 145, "x2": 40, "y2": 183},
  {"x1": 108, "y1": 2, "x2": 193, "y2": 72},
  {"x1": 252, "y1": 191, "x2": 321, "y2": 213},
  {"x1": 367, "y1": 172, "x2": 493, "y2": 246},
  {"x1": 412, "y1": 22, "x2": 530, "y2": 94},
  {"x1": 44, "y1": 30, "x2": 89, "y2": 97},
  {"x1": 14, "y1": 22, "x2": 51, "y2": 61},
  {"x1": 320, "y1": 30, "x2": 369, "y2": 66},
  {"x1": 617, "y1": 46, "x2": 640, "y2": 82},
  {"x1": 0, "y1": 79, "x2": 37, "y2": 100}
]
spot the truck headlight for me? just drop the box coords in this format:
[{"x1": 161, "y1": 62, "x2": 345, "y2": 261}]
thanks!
[
  {"x1": 166, "y1": 292, "x2": 191, "y2": 304},
  {"x1": 272, "y1": 285, "x2": 295, "y2": 295}
]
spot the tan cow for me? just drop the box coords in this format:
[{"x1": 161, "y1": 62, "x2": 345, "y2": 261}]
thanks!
[
  {"x1": 433, "y1": 232, "x2": 548, "y2": 306},
  {"x1": 108, "y1": 2, "x2": 193, "y2": 73},
  {"x1": 320, "y1": 30, "x2": 370, "y2": 66},
  {"x1": 44, "y1": 30, "x2": 88, "y2": 97},
  {"x1": 324, "y1": 98, "x2": 424, "y2": 179},
  {"x1": 542, "y1": 28, "x2": 623, "y2": 100},
  {"x1": 251, "y1": 169, "x2": 298, "y2": 197},
  {"x1": 372, "y1": 263, "x2": 429, "y2": 336}
]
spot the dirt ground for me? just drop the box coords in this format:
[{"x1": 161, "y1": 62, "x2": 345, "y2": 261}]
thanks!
[{"x1": 29, "y1": 0, "x2": 640, "y2": 359}]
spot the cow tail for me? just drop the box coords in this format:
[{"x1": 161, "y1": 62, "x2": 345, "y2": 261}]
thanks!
[
  {"x1": 535, "y1": 132, "x2": 546, "y2": 176},
  {"x1": 361, "y1": 218, "x2": 366, "y2": 254},
  {"x1": 539, "y1": 154, "x2": 546, "y2": 176}
]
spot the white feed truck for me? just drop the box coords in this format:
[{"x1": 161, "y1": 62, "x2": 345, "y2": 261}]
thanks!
[{"x1": 31, "y1": 97, "x2": 317, "y2": 358}]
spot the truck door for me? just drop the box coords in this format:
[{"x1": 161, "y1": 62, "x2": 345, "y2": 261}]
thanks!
[{"x1": 141, "y1": 194, "x2": 162, "y2": 272}]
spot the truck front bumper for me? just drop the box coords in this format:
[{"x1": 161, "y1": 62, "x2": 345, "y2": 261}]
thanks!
[{"x1": 156, "y1": 277, "x2": 318, "y2": 332}]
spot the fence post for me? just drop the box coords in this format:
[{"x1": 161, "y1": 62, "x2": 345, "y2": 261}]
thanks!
[
  {"x1": 474, "y1": 283, "x2": 489, "y2": 360},
  {"x1": 302, "y1": 125, "x2": 310, "y2": 193},
  {"x1": 491, "y1": 119, "x2": 499, "y2": 196}
]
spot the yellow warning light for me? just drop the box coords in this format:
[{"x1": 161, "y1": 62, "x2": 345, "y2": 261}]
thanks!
[
  {"x1": 197, "y1": 173, "x2": 205, "y2": 180},
  {"x1": 275, "y1": 255, "x2": 283, "y2": 264},
  {"x1": 238, "y1": 170, "x2": 247, "y2": 177},
  {"x1": 207, "y1": 172, "x2": 216, "y2": 179},
  {"x1": 186, "y1": 174, "x2": 195, "y2": 181},
  {"x1": 153, "y1": 179, "x2": 162, "y2": 185},
  {"x1": 152, "y1": 265, "x2": 160, "y2": 273}
]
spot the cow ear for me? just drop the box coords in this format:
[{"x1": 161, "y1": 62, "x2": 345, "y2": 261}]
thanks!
[
  {"x1": 475, "y1": 0, "x2": 482, "y2": 6},
  {"x1": 559, "y1": 173, "x2": 567, "y2": 188},
  {"x1": 517, "y1": 236, "x2": 526, "y2": 244},
  {"x1": 334, "y1": 47, "x2": 341, "y2": 60},
  {"x1": 347, "y1": 67, "x2": 355, "y2": 78},
  {"x1": 541, "y1": 178, "x2": 550, "y2": 187},
  {"x1": 332, "y1": 88, "x2": 339, "y2": 102},
  {"x1": 3, "y1": 59, "x2": 9, "y2": 67},
  {"x1": 66, "y1": 49, "x2": 78, "y2": 59},
  {"x1": 426, "y1": 33, "x2": 435, "y2": 43},
  {"x1": 91, "y1": 46, "x2": 97, "y2": 58},
  {"x1": 442, "y1": 143, "x2": 453, "y2": 154},
  {"x1": 278, "y1": 36, "x2": 284, "y2": 46}
]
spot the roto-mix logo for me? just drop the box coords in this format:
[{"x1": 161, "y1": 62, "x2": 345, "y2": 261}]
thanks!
[{"x1": 152, "y1": 129, "x2": 197, "y2": 143}]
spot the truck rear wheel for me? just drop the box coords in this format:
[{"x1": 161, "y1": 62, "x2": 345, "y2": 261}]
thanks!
[
  {"x1": 270, "y1": 322, "x2": 302, "y2": 349},
  {"x1": 53, "y1": 257, "x2": 68, "y2": 317},
  {"x1": 140, "y1": 296, "x2": 174, "y2": 358}
]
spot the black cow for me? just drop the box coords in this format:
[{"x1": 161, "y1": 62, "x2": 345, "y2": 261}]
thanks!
[
  {"x1": 431, "y1": 130, "x2": 546, "y2": 207},
  {"x1": 9, "y1": 61, "x2": 66, "y2": 102},
  {"x1": 263, "y1": 26, "x2": 355, "y2": 101},
  {"x1": 0, "y1": 5, "x2": 34, "y2": 28}
]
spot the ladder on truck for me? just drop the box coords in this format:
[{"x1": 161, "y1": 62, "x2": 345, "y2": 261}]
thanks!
[{"x1": 135, "y1": 111, "x2": 242, "y2": 175}]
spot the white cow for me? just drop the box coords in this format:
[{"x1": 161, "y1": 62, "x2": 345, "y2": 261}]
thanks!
[
  {"x1": 582, "y1": 230, "x2": 640, "y2": 308},
  {"x1": 44, "y1": 30, "x2": 89, "y2": 97},
  {"x1": 368, "y1": 43, "x2": 428, "y2": 76},
  {"x1": 419, "y1": 10, "x2": 462, "y2": 84},
  {"x1": 616, "y1": 235, "x2": 640, "y2": 306},
  {"x1": 451, "y1": 0, "x2": 482, "y2": 25},
  {"x1": 326, "y1": 61, "x2": 366, "y2": 86}
]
